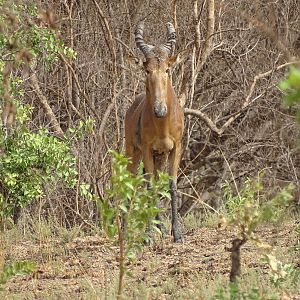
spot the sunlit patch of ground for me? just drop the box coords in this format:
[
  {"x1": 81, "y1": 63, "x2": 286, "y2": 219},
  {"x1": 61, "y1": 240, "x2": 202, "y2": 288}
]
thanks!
[{"x1": 1, "y1": 220, "x2": 299, "y2": 299}]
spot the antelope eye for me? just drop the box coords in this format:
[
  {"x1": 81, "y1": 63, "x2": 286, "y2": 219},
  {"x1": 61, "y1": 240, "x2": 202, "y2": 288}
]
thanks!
[
  {"x1": 145, "y1": 70, "x2": 150, "y2": 75},
  {"x1": 166, "y1": 69, "x2": 169, "y2": 73}
]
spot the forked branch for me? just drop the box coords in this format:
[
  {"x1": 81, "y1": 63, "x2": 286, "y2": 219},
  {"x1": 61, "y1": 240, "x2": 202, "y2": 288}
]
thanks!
[{"x1": 185, "y1": 61, "x2": 299, "y2": 135}]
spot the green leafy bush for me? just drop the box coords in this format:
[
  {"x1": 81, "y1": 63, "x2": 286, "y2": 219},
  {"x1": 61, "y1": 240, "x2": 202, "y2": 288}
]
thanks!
[
  {"x1": 0, "y1": 2, "x2": 80, "y2": 222},
  {"x1": 99, "y1": 151, "x2": 170, "y2": 299},
  {"x1": 0, "y1": 1, "x2": 76, "y2": 67},
  {"x1": 0, "y1": 1, "x2": 77, "y2": 291},
  {"x1": 279, "y1": 66, "x2": 300, "y2": 121},
  {"x1": 101, "y1": 151, "x2": 170, "y2": 252},
  {"x1": 0, "y1": 123, "x2": 78, "y2": 218}
]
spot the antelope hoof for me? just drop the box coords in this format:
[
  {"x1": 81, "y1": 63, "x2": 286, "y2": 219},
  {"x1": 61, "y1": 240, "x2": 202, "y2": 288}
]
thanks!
[
  {"x1": 174, "y1": 234, "x2": 183, "y2": 243},
  {"x1": 173, "y1": 229, "x2": 183, "y2": 243}
]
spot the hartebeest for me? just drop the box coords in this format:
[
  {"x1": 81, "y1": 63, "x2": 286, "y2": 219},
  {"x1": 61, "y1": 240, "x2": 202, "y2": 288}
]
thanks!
[{"x1": 125, "y1": 22, "x2": 184, "y2": 243}]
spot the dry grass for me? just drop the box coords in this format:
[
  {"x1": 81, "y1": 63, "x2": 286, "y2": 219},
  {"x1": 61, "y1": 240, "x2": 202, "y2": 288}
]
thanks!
[{"x1": 0, "y1": 215, "x2": 299, "y2": 299}]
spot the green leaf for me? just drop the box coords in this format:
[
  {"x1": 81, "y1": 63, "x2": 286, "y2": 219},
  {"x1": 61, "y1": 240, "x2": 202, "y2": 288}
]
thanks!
[{"x1": 119, "y1": 204, "x2": 128, "y2": 213}]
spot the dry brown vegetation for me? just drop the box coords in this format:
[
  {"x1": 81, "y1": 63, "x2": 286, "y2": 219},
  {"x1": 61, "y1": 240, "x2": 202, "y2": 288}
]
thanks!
[
  {"x1": 1, "y1": 219, "x2": 299, "y2": 299},
  {"x1": 19, "y1": 0, "x2": 300, "y2": 225},
  {"x1": 1, "y1": 0, "x2": 300, "y2": 298}
]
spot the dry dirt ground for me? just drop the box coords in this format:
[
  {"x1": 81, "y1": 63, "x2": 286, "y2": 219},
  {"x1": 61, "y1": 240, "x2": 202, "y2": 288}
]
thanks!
[{"x1": 1, "y1": 222, "x2": 300, "y2": 299}]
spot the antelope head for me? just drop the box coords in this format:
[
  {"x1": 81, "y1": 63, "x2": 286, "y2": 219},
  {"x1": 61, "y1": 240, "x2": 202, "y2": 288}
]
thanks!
[{"x1": 135, "y1": 22, "x2": 177, "y2": 118}]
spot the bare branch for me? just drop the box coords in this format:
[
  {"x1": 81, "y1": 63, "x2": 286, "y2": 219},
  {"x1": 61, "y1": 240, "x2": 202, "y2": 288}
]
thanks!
[
  {"x1": 184, "y1": 107, "x2": 222, "y2": 135},
  {"x1": 30, "y1": 72, "x2": 64, "y2": 137},
  {"x1": 59, "y1": 54, "x2": 101, "y2": 123},
  {"x1": 185, "y1": 61, "x2": 299, "y2": 135},
  {"x1": 219, "y1": 61, "x2": 299, "y2": 134},
  {"x1": 195, "y1": 0, "x2": 215, "y2": 76}
]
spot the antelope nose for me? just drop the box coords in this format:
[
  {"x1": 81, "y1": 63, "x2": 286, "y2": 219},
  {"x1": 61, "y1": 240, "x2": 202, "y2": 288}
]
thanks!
[{"x1": 153, "y1": 100, "x2": 167, "y2": 118}]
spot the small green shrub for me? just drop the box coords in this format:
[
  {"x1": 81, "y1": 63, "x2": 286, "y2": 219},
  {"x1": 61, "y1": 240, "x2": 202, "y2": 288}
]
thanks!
[
  {"x1": 99, "y1": 150, "x2": 170, "y2": 299},
  {"x1": 0, "y1": 261, "x2": 36, "y2": 287},
  {"x1": 223, "y1": 177, "x2": 262, "y2": 217},
  {"x1": 214, "y1": 282, "x2": 275, "y2": 300},
  {"x1": 0, "y1": 124, "x2": 78, "y2": 219},
  {"x1": 220, "y1": 176, "x2": 294, "y2": 283},
  {"x1": 0, "y1": 1, "x2": 76, "y2": 67},
  {"x1": 279, "y1": 66, "x2": 300, "y2": 122},
  {"x1": 0, "y1": 1, "x2": 80, "y2": 223}
]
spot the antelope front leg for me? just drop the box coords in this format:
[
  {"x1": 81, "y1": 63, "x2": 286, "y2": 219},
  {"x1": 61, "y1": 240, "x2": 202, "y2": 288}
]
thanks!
[
  {"x1": 142, "y1": 146, "x2": 154, "y2": 181},
  {"x1": 168, "y1": 143, "x2": 183, "y2": 243}
]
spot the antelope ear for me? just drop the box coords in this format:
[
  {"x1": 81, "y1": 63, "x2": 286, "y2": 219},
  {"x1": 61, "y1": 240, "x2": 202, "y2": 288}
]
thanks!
[
  {"x1": 169, "y1": 48, "x2": 191, "y2": 67},
  {"x1": 127, "y1": 54, "x2": 144, "y2": 68}
]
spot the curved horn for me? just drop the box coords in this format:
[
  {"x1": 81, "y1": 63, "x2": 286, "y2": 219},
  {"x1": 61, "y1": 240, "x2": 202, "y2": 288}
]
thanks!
[
  {"x1": 135, "y1": 22, "x2": 154, "y2": 56},
  {"x1": 161, "y1": 22, "x2": 176, "y2": 54}
]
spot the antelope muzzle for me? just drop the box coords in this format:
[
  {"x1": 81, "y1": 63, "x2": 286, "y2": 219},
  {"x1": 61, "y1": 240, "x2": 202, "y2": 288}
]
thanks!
[{"x1": 153, "y1": 100, "x2": 167, "y2": 118}]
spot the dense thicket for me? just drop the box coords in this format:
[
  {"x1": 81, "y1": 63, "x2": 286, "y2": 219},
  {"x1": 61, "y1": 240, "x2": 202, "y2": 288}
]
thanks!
[{"x1": 8, "y1": 0, "x2": 300, "y2": 225}]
